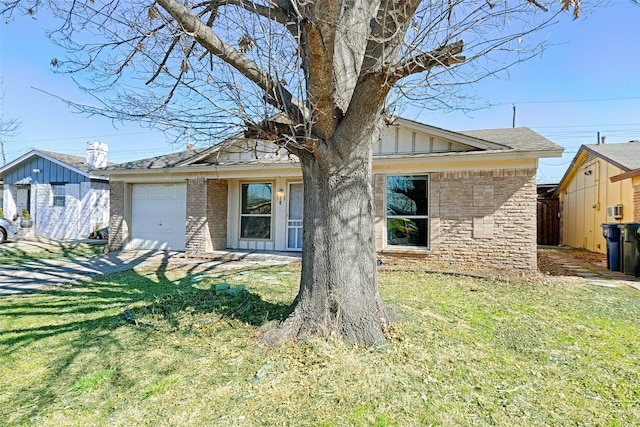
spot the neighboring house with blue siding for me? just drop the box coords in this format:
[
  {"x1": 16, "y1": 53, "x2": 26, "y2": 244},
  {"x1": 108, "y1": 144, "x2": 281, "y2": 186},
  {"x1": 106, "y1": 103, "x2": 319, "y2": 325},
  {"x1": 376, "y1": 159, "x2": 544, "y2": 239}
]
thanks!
[{"x1": 0, "y1": 142, "x2": 110, "y2": 240}]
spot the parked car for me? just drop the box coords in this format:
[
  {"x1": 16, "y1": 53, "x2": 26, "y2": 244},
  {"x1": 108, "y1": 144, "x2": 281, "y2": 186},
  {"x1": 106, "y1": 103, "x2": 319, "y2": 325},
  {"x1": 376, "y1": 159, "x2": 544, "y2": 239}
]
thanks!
[{"x1": 0, "y1": 218, "x2": 19, "y2": 243}]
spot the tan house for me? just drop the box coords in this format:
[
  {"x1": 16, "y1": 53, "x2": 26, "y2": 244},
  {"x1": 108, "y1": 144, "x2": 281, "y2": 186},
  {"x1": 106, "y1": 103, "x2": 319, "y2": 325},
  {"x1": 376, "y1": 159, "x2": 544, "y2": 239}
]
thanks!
[
  {"x1": 555, "y1": 140, "x2": 640, "y2": 254},
  {"x1": 103, "y1": 118, "x2": 562, "y2": 271}
]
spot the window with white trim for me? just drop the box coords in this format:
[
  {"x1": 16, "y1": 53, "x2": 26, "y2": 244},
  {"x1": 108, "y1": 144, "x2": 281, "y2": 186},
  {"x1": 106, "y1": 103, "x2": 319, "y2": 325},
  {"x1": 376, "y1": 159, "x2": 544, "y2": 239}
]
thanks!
[
  {"x1": 52, "y1": 184, "x2": 66, "y2": 207},
  {"x1": 386, "y1": 175, "x2": 429, "y2": 247},
  {"x1": 240, "y1": 183, "x2": 272, "y2": 239}
]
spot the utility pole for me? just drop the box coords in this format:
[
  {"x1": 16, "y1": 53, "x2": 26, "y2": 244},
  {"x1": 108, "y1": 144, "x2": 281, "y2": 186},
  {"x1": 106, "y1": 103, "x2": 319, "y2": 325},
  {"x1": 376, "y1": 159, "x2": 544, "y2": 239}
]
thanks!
[{"x1": 0, "y1": 138, "x2": 5, "y2": 165}]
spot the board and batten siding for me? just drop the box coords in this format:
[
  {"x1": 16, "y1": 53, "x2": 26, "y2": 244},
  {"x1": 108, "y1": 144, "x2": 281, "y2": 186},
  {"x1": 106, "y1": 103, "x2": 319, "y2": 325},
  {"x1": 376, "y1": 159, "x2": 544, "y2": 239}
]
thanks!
[
  {"x1": 559, "y1": 155, "x2": 634, "y2": 254},
  {"x1": 376, "y1": 125, "x2": 472, "y2": 155},
  {"x1": 3, "y1": 156, "x2": 89, "y2": 185}
]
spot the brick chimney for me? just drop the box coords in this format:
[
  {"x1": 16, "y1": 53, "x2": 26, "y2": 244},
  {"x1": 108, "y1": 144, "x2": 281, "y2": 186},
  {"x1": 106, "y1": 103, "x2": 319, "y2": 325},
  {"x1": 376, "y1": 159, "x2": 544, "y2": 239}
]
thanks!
[{"x1": 86, "y1": 141, "x2": 108, "y2": 169}]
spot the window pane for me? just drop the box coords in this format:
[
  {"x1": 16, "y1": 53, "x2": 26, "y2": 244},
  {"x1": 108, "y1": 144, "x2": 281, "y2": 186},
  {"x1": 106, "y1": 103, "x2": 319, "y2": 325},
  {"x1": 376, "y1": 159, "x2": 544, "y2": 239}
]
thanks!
[
  {"x1": 52, "y1": 185, "x2": 66, "y2": 207},
  {"x1": 288, "y1": 183, "x2": 303, "y2": 220},
  {"x1": 241, "y1": 216, "x2": 271, "y2": 239},
  {"x1": 387, "y1": 218, "x2": 428, "y2": 246},
  {"x1": 387, "y1": 176, "x2": 428, "y2": 216},
  {"x1": 287, "y1": 225, "x2": 303, "y2": 249},
  {"x1": 242, "y1": 183, "x2": 272, "y2": 214}
]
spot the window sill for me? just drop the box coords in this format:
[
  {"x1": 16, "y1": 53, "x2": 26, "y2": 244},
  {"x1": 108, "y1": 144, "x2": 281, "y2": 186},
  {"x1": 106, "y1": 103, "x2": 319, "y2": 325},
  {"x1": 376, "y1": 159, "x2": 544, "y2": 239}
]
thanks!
[{"x1": 382, "y1": 246, "x2": 430, "y2": 254}]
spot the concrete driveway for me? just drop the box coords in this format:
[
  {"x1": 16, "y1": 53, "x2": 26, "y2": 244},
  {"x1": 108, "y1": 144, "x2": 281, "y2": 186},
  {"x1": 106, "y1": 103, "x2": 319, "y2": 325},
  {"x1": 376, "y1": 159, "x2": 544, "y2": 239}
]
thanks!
[{"x1": 0, "y1": 238, "x2": 299, "y2": 296}]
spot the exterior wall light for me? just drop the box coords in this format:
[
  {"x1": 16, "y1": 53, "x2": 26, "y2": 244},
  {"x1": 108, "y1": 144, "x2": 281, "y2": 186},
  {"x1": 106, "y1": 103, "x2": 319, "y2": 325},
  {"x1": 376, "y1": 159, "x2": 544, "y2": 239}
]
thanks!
[{"x1": 277, "y1": 188, "x2": 285, "y2": 205}]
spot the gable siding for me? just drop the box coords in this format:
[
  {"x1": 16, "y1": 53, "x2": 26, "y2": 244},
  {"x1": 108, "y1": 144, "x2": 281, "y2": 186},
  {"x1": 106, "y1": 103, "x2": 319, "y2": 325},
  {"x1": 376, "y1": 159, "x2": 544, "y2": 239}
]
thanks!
[
  {"x1": 377, "y1": 126, "x2": 475, "y2": 155},
  {"x1": 3, "y1": 156, "x2": 88, "y2": 185}
]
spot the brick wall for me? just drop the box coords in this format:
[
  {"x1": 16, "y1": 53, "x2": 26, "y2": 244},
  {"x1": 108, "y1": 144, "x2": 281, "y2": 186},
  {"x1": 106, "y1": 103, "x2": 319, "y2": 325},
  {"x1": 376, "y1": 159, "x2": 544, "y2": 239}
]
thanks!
[
  {"x1": 108, "y1": 181, "x2": 125, "y2": 251},
  {"x1": 185, "y1": 178, "x2": 228, "y2": 254},
  {"x1": 186, "y1": 178, "x2": 212, "y2": 254},
  {"x1": 375, "y1": 168, "x2": 538, "y2": 271},
  {"x1": 208, "y1": 179, "x2": 228, "y2": 250}
]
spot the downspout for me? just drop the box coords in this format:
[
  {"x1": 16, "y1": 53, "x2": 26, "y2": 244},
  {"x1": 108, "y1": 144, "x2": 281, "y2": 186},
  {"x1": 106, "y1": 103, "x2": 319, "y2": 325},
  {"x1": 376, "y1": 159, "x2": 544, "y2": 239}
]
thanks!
[
  {"x1": 595, "y1": 160, "x2": 601, "y2": 252},
  {"x1": 595, "y1": 159, "x2": 601, "y2": 212}
]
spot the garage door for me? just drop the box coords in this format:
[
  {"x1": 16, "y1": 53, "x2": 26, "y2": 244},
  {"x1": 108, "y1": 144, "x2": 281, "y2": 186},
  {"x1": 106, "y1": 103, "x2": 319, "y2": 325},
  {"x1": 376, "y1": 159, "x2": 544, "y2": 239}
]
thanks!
[{"x1": 128, "y1": 184, "x2": 187, "y2": 250}]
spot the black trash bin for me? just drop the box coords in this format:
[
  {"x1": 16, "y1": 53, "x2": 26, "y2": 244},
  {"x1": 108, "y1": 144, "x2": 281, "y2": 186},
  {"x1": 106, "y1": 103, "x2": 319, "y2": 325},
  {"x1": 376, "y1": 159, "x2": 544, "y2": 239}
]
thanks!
[
  {"x1": 601, "y1": 223, "x2": 621, "y2": 271},
  {"x1": 618, "y1": 223, "x2": 640, "y2": 278}
]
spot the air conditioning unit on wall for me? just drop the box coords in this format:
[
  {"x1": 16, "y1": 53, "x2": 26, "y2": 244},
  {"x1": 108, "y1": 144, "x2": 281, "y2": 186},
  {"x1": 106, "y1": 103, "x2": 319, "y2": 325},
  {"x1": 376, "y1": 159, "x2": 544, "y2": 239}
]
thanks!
[{"x1": 606, "y1": 204, "x2": 623, "y2": 219}]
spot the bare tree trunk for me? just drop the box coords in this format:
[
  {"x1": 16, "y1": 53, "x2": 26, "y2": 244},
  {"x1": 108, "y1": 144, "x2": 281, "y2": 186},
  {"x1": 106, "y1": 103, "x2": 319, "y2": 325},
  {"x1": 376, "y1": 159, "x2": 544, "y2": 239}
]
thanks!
[{"x1": 264, "y1": 122, "x2": 392, "y2": 346}]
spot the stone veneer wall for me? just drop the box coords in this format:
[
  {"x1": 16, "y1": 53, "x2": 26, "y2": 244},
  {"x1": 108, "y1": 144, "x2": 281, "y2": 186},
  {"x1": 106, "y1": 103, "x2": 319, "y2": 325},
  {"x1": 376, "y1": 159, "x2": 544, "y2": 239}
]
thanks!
[
  {"x1": 375, "y1": 168, "x2": 538, "y2": 271},
  {"x1": 108, "y1": 181, "x2": 125, "y2": 251},
  {"x1": 185, "y1": 178, "x2": 228, "y2": 254}
]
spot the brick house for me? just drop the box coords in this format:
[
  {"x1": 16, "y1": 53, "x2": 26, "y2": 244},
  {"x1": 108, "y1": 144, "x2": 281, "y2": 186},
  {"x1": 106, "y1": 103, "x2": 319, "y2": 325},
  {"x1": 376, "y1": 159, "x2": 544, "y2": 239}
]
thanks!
[
  {"x1": 103, "y1": 118, "x2": 562, "y2": 270},
  {"x1": 0, "y1": 142, "x2": 110, "y2": 240}
]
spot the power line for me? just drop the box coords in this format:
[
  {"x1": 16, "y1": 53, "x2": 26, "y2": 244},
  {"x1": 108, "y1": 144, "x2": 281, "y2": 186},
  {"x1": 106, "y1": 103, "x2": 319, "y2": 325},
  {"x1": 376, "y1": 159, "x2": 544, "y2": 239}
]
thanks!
[
  {"x1": 493, "y1": 96, "x2": 640, "y2": 107},
  {"x1": 2, "y1": 130, "x2": 164, "y2": 144},
  {"x1": 533, "y1": 123, "x2": 640, "y2": 130}
]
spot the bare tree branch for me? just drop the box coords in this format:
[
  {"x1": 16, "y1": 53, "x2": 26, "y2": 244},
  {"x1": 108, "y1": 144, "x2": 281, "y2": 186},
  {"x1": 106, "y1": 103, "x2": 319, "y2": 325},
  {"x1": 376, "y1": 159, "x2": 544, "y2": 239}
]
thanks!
[
  {"x1": 391, "y1": 40, "x2": 465, "y2": 81},
  {"x1": 224, "y1": 0, "x2": 298, "y2": 32},
  {"x1": 156, "y1": 0, "x2": 305, "y2": 122}
]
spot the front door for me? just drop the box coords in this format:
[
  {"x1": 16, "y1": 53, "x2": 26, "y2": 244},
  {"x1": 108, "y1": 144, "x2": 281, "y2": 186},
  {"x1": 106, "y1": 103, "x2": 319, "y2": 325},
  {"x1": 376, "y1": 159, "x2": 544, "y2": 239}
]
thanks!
[{"x1": 286, "y1": 182, "x2": 303, "y2": 251}]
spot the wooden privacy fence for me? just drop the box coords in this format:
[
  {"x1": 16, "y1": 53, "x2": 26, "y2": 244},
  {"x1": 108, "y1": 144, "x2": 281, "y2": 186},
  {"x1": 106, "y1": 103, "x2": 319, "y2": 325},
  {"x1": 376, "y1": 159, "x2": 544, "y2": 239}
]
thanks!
[{"x1": 537, "y1": 199, "x2": 560, "y2": 246}]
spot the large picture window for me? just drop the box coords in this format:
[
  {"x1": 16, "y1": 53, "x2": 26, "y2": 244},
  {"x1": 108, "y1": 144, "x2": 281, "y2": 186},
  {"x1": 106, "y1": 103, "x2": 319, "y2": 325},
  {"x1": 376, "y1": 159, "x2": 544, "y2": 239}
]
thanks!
[
  {"x1": 240, "y1": 183, "x2": 272, "y2": 239},
  {"x1": 52, "y1": 184, "x2": 66, "y2": 207},
  {"x1": 386, "y1": 175, "x2": 429, "y2": 247}
]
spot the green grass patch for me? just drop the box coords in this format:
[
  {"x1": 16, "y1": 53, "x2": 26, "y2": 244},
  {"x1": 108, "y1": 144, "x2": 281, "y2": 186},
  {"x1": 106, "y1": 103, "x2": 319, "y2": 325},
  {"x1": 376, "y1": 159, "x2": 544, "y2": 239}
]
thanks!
[
  {"x1": 73, "y1": 369, "x2": 118, "y2": 394},
  {"x1": 1, "y1": 263, "x2": 639, "y2": 426}
]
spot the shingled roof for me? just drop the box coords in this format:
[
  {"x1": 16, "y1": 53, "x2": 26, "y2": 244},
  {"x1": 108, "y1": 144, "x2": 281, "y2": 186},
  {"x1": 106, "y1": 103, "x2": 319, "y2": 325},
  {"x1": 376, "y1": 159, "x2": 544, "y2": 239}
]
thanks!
[
  {"x1": 101, "y1": 149, "x2": 208, "y2": 171},
  {"x1": 37, "y1": 150, "x2": 115, "y2": 172},
  {"x1": 104, "y1": 123, "x2": 562, "y2": 172},
  {"x1": 583, "y1": 140, "x2": 640, "y2": 171},
  {"x1": 459, "y1": 127, "x2": 562, "y2": 153}
]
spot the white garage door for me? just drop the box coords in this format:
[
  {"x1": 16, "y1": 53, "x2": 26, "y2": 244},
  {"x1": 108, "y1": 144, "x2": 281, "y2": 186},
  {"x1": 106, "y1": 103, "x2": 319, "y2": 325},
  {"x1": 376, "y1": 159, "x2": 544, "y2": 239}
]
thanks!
[{"x1": 128, "y1": 184, "x2": 187, "y2": 250}]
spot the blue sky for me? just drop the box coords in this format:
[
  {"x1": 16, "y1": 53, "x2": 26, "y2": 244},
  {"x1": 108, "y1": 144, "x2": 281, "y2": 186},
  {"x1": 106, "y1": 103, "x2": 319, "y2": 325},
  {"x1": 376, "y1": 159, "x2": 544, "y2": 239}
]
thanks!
[{"x1": 1, "y1": 1, "x2": 639, "y2": 183}]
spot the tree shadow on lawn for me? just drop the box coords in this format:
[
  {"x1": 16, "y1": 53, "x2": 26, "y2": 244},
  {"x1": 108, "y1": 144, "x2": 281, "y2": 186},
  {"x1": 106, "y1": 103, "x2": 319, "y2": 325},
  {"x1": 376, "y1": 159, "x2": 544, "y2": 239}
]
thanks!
[
  {"x1": 0, "y1": 259, "x2": 291, "y2": 423},
  {"x1": 127, "y1": 284, "x2": 291, "y2": 330},
  {"x1": 0, "y1": 240, "x2": 105, "y2": 266}
]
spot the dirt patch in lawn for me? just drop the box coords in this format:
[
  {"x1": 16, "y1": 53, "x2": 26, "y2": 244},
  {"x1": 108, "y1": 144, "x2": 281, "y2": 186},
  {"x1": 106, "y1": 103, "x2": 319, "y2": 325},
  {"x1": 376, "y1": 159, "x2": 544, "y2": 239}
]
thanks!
[{"x1": 537, "y1": 247, "x2": 607, "y2": 277}]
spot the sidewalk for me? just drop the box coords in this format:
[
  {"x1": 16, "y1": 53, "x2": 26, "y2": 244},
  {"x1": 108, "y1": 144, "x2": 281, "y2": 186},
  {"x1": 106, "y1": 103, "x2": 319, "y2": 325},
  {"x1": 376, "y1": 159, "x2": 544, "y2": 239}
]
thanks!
[
  {"x1": 2, "y1": 238, "x2": 637, "y2": 295},
  {"x1": 0, "y1": 238, "x2": 300, "y2": 295},
  {"x1": 538, "y1": 246, "x2": 640, "y2": 292}
]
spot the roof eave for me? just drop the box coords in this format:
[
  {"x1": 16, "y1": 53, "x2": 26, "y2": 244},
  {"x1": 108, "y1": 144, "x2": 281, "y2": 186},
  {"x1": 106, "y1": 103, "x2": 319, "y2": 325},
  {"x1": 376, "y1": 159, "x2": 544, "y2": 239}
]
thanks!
[
  {"x1": 555, "y1": 146, "x2": 590, "y2": 195},
  {"x1": 583, "y1": 145, "x2": 632, "y2": 172},
  {"x1": 0, "y1": 150, "x2": 91, "y2": 179},
  {"x1": 611, "y1": 168, "x2": 640, "y2": 183},
  {"x1": 104, "y1": 148, "x2": 561, "y2": 177}
]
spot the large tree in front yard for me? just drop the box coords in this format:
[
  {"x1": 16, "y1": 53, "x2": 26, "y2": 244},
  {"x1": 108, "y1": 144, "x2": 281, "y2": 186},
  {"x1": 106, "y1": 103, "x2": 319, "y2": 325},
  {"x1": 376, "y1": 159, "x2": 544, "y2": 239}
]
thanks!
[{"x1": 3, "y1": 0, "x2": 579, "y2": 345}]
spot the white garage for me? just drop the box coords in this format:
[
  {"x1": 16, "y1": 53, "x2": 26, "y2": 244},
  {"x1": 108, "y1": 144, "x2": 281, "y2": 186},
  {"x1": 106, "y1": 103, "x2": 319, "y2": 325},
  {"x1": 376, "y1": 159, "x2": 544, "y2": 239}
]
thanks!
[{"x1": 127, "y1": 183, "x2": 187, "y2": 250}]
